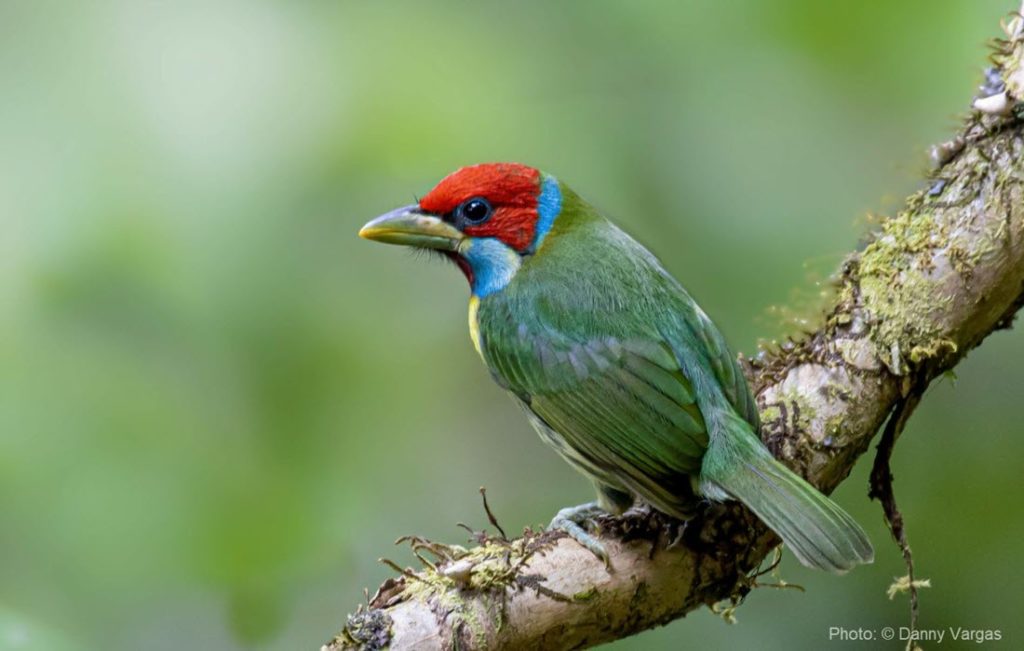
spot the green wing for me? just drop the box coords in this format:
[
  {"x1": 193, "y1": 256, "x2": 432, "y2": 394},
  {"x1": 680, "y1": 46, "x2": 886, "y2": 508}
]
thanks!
[{"x1": 479, "y1": 302, "x2": 710, "y2": 518}]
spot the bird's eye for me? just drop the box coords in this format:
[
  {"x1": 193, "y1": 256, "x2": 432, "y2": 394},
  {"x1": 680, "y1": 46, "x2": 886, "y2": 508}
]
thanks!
[{"x1": 458, "y1": 198, "x2": 492, "y2": 224}]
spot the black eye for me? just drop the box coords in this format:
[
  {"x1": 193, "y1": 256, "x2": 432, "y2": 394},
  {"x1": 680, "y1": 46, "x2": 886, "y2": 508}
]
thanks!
[{"x1": 458, "y1": 197, "x2": 492, "y2": 224}]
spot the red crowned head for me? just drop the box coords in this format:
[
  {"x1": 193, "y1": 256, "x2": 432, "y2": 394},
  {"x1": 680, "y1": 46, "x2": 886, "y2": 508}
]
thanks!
[
  {"x1": 359, "y1": 162, "x2": 563, "y2": 296},
  {"x1": 417, "y1": 163, "x2": 543, "y2": 252}
]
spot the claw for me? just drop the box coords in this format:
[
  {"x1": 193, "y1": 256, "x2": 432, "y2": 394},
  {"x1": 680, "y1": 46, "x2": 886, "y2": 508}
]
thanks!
[{"x1": 548, "y1": 501, "x2": 612, "y2": 569}]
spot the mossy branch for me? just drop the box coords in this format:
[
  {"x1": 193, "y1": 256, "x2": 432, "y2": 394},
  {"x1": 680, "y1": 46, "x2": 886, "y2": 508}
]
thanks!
[{"x1": 327, "y1": 6, "x2": 1024, "y2": 650}]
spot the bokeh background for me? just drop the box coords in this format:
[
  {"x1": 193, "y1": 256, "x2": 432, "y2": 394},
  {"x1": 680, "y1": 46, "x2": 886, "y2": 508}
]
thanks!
[{"x1": 2, "y1": 1, "x2": 1022, "y2": 649}]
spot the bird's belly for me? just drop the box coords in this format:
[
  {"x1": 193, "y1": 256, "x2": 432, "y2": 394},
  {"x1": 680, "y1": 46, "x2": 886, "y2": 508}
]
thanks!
[
  {"x1": 520, "y1": 405, "x2": 625, "y2": 490},
  {"x1": 517, "y1": 398, "x2": 701, "y2": 520}
]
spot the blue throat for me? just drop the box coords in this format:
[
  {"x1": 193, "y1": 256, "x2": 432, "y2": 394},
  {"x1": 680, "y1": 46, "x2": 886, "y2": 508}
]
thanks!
[
  {"x1": 462, "y1": 238, "x2": 521, "y2": 298},
  {"x1": 463, "y1": 175, "x2": 562, "y2": 298}
]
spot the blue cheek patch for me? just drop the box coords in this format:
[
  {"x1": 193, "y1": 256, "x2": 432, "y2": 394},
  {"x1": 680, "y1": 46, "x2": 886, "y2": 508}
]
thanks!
[
  {"x1": 461, "y1": 238, "x2": 522, "y2": 298},
  {"x1": 532, "y1": 175, "x2": 562, "y2": 252}
]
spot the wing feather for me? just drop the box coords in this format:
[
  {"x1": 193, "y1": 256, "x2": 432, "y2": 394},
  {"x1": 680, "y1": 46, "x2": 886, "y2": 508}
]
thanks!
[{"x1": 480, "y1": 310, "x2": 709, "y2": 514}]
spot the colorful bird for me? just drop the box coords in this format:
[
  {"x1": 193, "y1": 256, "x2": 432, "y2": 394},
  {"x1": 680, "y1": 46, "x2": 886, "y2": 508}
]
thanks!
[{"x1": 359, "y1": 163, "x2": 873, "y2": 572}]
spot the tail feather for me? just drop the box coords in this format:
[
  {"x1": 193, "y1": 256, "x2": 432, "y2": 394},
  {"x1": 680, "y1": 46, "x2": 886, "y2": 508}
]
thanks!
[{"x1": 700, "y1": 413, "x2": 874, "y2": 574}]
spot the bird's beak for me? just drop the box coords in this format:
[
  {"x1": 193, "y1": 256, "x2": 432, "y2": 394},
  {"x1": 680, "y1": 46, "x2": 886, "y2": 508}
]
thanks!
[{"x1": 359, "y1": 204, "x2": 465, "y2": 251}]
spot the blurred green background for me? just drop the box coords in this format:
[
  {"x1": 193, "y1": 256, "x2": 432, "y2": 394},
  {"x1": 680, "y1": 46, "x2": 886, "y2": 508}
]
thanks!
[{"x1": 2, "y1": 1, "x2": 1022, "y2": 649}]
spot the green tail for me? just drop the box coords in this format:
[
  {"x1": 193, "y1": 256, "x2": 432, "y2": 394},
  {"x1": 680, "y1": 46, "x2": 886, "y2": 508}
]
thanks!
[{"x1": 699, "y1": 412, "x2": 874, "y2": 574}]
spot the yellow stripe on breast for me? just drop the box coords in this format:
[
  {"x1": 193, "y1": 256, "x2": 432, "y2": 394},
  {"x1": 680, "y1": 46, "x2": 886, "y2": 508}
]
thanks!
[{"x1": 468, "y1": 295, "x2": 483, "y2": 358}]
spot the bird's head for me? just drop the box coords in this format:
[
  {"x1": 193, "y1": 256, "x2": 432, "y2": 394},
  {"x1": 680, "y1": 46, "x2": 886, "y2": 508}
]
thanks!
[{"x1": 359, "y1": 163, "x2": 563, "y2": 297}]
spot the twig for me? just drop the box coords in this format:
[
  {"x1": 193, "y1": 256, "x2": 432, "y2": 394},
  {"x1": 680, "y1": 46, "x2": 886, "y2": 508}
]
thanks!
[
  {"x1": 479, "y1": 486, "x2": 508, "y2": 541},
  {"x1": 869, "y1": 386, "x2": 925, "y2": 645}
]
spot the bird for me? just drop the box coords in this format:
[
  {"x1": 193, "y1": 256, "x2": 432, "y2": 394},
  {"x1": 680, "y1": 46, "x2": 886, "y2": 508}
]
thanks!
[{"x1": 359, "y1": 162, "x2": 873, "y2": 573}]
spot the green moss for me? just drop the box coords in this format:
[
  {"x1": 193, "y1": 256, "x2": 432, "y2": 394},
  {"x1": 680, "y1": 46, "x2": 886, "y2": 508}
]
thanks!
[
  {"x1": 859, "y1": 211, "x2": 943, "y2": 281},
  {"x1": 850, "y1": 130, "x2": 1024, "y2": 376},
  {"x1": 572, "y1": 586, "x2": 599, "y2": 602},
  {"x1": 760, "y1": 404, "x2": 782, "y2": 423},
  {"x1": 856, "y1": 208, "x2": 956, "y2": 374},
  {"x1": 908, "y1": 338, "x2": 958, "y2": 364},
  {"x1": 781, "y1": 387, "x2": 817, "y2": 434},
  {"x1": 824, "y1": 414, "x2": 844, "y2": 438},
  {"x1": 399, "y1": 569, "x2": 493, "y2": 644},
  {"x1": 384, "y1": 535, "x2": 556, "y2": 645},
  {"x1": 947, "y1": 244, "x2": 973, "y2": 277}
]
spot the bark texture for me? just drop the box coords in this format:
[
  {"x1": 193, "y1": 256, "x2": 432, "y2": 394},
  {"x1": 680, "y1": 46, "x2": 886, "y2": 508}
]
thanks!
[{"x1": 327, "y1": 8, "x2": 1024, "y2": 650}]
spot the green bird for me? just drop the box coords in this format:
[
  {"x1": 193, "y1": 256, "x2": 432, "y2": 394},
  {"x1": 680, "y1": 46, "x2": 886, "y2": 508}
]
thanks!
[{"x1": 360, "y1": 163, "x2": 873, "y2": 572}]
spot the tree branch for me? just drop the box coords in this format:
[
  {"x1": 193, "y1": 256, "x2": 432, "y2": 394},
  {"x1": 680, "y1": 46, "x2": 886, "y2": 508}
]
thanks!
[{"x1": 327, "y1": 7, "x2": 1024, "y2": 650}]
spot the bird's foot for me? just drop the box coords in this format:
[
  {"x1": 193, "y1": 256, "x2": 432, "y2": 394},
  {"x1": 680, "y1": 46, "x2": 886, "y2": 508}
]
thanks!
[{"x1": 548, "y1": 501, "x2": 611, "y2": 568}]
